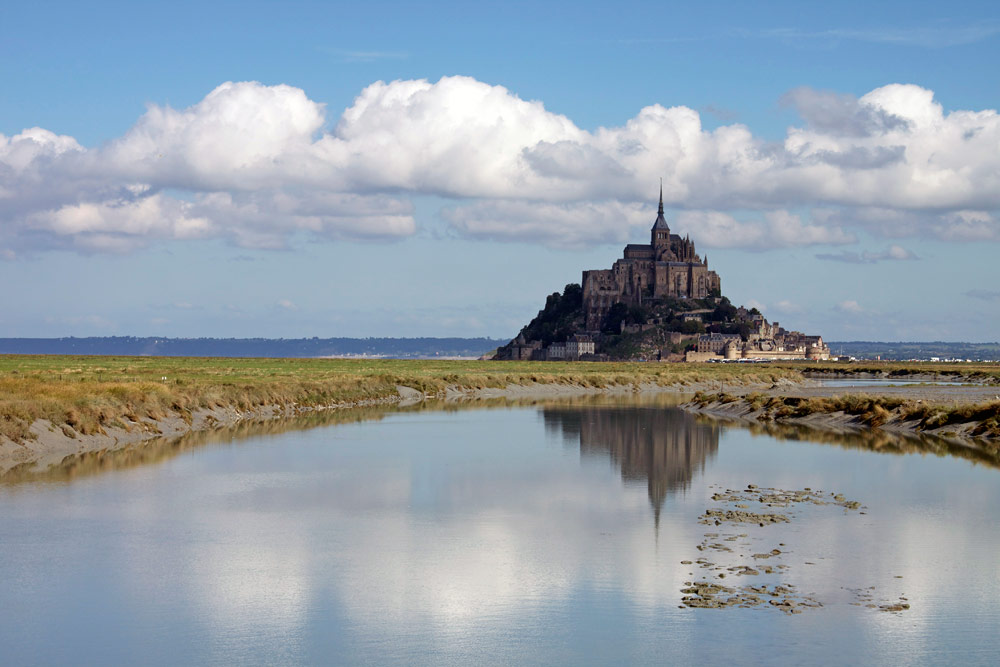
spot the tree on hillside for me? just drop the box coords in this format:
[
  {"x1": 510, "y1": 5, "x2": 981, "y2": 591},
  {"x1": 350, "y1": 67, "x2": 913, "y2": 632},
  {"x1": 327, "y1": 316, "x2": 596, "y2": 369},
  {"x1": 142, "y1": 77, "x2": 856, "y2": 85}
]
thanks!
[
  {"x1": 520, "y1": 283, "x2": 584, "y2": 345},
  {"x1": 680, "y1": 319, "x2": 705, "y2": 335},
  {"x1": 710, "y1": 296, "x2": 737, "y2": 322},
  {"x1": 601, "y1": 303, "x2": 649, "y2": 334},
  {"x1": 601, "y1": 303, "x2": 630, "y2": 334}
]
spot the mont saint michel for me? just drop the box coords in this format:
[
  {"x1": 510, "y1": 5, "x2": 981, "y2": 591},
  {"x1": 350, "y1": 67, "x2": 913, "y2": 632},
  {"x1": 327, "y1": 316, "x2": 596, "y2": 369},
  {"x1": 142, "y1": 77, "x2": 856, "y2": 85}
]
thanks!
[
  {"x1": 497, "y1": 189, "x2": 830, "y2": 362},
  {"x1": 582, "y1": 186, "x2": 722, "y2": 330}
]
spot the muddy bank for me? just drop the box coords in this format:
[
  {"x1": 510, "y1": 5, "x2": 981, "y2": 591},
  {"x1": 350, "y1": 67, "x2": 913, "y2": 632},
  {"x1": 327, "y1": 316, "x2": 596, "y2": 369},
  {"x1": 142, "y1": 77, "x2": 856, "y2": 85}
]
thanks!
[
  {"x1": 0, "y1": 394, "x2": 406, "y2": 478},
  {"x1": 7, "y1": 372, "x2": 999, "y2": 480},
  {"x1": 803, "y1": 367, "x2": 1000, "y2": 385},
  {"x1": 685, "y1": 390, "x2": 1000, "y2": 444},
  {"x1": 0, "y1": 377, "x2": 771, "y2": 477}
]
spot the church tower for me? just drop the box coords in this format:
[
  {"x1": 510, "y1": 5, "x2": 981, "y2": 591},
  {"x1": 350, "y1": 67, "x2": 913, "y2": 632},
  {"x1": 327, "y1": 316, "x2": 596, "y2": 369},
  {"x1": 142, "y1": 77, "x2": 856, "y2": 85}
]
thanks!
[{"x1": 651, "y1": 181, "x2": 670, "y2": 252}]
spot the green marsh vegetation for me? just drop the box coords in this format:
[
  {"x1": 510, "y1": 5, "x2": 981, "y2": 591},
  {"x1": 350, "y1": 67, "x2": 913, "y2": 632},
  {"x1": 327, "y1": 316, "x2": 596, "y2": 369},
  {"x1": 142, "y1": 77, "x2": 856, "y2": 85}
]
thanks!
[
  {"x1": 5, "y1": 355, "x2": 997, "y2": 444},
  {"x1": 0, "y1": 355, "x2": 801, "y2": 442}
]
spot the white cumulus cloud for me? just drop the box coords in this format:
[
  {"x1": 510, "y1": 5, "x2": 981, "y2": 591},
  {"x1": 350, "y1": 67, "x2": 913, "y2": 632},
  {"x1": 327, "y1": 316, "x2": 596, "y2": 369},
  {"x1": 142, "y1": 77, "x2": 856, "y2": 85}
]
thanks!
[
  {"x1": 834, "y1": 300, "x2": 865, "y2": 314},
  {"x1": 1, "y1": 76, "x2": 999, "y2": 255},
  {"x1": 675, "y1": 209, "x2": 855, "y2": 249},
  {"x1": 442, "y1": 200, "x2": 649, "y2": 247},
  {"x1": 816, "y1": 243, "x2": 919, "y2": 264},
  {"x1": 772, "y1": 300, "x2": 804, "y2": 314}
]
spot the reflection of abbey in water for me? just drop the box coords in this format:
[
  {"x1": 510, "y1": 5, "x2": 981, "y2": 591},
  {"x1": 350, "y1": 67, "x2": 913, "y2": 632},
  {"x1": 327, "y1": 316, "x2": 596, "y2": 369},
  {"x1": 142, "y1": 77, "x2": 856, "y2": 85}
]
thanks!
[{"x1": 543, "y1": 407, "x2": 719, "y2": 522}]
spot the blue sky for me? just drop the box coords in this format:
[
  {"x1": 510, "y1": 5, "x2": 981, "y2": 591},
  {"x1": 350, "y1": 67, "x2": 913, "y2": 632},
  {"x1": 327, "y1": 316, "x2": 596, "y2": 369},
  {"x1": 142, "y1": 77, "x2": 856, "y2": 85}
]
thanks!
[{"x1": 1, "y1": 0, "x2": 998, "y2": 341}]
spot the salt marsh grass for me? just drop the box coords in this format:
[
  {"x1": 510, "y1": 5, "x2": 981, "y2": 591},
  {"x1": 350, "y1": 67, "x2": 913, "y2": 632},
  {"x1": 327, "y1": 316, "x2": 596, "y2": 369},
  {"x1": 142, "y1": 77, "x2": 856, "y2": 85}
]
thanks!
[{"x1": 0, "y1": 355, "x2": 800, "y2": 442}]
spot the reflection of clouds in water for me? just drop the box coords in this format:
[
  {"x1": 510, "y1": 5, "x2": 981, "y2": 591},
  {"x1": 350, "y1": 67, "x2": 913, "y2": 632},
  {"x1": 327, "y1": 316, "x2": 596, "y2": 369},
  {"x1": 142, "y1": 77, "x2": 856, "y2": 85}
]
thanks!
[
  {"x1": 712, "y1": 429, "x2": 1000, "y2": 658},
  {"x1": 191, "y1": 527, "x2": 311, "y2": 639},
  {"x1": 326, "y1": 406, "x2": 720, "y2": 630},
  {"x1": 111, "y1": 446, "x2": 698, "y2": 637},
  {"x1": 862, "y1": 502, "x2": 1000, "y2": 663},
  {"x1": 94, "y1": 405, "x2": 1000, "y2": 660},
  {"x1": 327, "y1": 473, "x2": 700, "y2": 632},
  {"x1": 116, "y1": 471, "x2": 330, "y2": 642}
]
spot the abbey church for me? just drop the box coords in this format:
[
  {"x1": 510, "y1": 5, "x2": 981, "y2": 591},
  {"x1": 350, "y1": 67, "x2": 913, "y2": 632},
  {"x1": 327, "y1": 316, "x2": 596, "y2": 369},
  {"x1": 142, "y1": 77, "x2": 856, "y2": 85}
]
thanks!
[{"x1": 582, "y1": 188, "x2": 721, "y2": 330}]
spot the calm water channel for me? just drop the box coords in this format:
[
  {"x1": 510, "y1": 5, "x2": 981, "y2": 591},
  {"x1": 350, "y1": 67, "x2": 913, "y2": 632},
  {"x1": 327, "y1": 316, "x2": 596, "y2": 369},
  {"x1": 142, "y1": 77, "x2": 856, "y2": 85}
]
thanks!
[{"x1": 2, "y1": 395, "x2": 998, "y2": 665}]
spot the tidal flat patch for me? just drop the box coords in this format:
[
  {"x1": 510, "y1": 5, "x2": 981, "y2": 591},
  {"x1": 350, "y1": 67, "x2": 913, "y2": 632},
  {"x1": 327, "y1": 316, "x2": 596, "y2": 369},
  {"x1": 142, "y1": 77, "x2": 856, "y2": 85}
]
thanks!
[{"x1": 680, "y1": 483, "x2": 907, "y2": 614}]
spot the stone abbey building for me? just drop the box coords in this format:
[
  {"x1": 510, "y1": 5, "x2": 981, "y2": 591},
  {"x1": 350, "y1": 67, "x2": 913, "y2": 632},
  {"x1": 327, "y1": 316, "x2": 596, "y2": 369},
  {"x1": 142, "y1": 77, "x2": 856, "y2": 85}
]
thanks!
[{"x1": 582, "y1": 188, "x2": 721, "y2": 330}]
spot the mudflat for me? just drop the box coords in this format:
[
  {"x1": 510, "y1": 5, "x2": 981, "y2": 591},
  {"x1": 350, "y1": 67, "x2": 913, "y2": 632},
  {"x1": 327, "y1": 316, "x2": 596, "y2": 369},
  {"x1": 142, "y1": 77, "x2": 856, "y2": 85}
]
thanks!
[
  {"x1": 772, "y1": 378, "x2": 1000, "y2": 406},
  {"x1": 687, "y1": 373, "x2": 1000, "y2": 442}
]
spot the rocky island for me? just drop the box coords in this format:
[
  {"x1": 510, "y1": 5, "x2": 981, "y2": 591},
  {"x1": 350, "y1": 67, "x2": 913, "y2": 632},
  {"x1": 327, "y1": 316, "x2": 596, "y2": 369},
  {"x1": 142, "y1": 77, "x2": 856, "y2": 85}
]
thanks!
[{"x1": 495, "y1": 189, "x2": 830, "y2": 362}]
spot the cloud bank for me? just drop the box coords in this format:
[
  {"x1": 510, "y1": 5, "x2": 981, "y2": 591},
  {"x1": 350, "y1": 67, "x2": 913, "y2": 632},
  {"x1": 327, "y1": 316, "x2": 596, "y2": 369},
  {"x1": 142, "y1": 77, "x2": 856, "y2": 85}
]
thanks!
[
  {"x1": 816, "y1": 244, "x2": 918, "y2": 264},
  {"x1": 1, "y1": 77, "x2": 998, "y2": 255},
  {"x1": 965, "y1": 289, "x2": 1000, "y2": 302}
]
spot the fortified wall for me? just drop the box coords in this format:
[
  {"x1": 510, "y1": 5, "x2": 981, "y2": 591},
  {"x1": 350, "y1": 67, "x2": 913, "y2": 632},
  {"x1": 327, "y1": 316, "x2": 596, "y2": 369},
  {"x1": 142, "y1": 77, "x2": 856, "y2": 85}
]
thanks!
[{"x1": 685, "y1": 314, "x2": 830, "y2": 362}]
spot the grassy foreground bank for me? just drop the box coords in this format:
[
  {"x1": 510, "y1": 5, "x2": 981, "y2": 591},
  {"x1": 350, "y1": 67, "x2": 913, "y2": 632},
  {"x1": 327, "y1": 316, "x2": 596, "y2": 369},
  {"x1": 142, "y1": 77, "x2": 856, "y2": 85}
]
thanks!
[{"x1": 0, "y1": 355, "x2": 802, "y2": 442}]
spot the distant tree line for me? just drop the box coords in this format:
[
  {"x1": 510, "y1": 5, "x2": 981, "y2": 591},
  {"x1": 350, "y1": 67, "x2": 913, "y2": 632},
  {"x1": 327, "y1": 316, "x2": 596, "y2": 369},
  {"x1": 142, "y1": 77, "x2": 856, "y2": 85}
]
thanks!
[
  {"x1": 826, "y1": 341, "x2": 1000, "y2": 361},
  {"x1": 0, "y1": 336, "x2": 509, "y2": 358}
]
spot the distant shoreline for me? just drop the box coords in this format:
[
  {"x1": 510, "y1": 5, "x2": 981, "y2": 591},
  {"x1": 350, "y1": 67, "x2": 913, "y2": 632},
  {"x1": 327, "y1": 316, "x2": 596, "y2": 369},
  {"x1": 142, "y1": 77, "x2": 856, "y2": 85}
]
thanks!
[
  {"x1": 0, "y1": 336, "x2": 507, "y2": 359},
  {"x1": 1, "y1": 337, "x2": 998, "y2": 361}
]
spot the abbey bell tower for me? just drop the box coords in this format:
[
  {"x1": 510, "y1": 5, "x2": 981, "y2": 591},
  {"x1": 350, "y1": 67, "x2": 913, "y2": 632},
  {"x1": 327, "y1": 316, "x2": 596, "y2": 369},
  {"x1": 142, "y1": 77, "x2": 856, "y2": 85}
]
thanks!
[{"x1": 651, "y1": 181, "x2": 670, "y2": 251}]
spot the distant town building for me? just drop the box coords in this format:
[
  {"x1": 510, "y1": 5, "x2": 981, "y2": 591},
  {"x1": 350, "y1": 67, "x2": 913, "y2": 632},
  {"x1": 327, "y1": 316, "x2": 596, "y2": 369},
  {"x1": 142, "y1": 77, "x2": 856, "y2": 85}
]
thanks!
[
  {"x1": 697, "y1": 333, "x2": 742, "y2": 354},
  {"x1": 687, "y1": 329, "x2": 830, "y2": 362},
  {"x1": 507, "y1": 334, "x2": 541, "y2": 360},
  {"x1": 566, "y1": 334, "x2": 595, "y2": 358},
  {"x1": 500, "y1": 333, "x2": 596, "y2": 361}
]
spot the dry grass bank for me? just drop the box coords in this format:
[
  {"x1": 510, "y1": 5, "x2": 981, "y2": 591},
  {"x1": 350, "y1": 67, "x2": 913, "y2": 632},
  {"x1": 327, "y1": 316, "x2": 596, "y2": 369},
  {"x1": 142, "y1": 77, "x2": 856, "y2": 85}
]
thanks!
[
  {"x1": 0, "y1": 355, "x2": 802, "y2": 443},
  {"x1": 775, "y1": 360, "x2": 1000, "y2": 383},
  {"x1": 724, "y1": 413, "x2": 1000, "y2": 469},
  {"x1": 690, "y1": 391, "x2": 1000, "y2": 440}
]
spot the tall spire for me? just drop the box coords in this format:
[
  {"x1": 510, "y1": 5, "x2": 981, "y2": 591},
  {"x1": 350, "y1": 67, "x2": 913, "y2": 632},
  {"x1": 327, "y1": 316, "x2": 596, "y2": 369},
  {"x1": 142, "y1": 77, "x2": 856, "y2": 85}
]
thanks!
[{"x1": 651, "y1": 178, "x2": 669, "y2": 232}]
